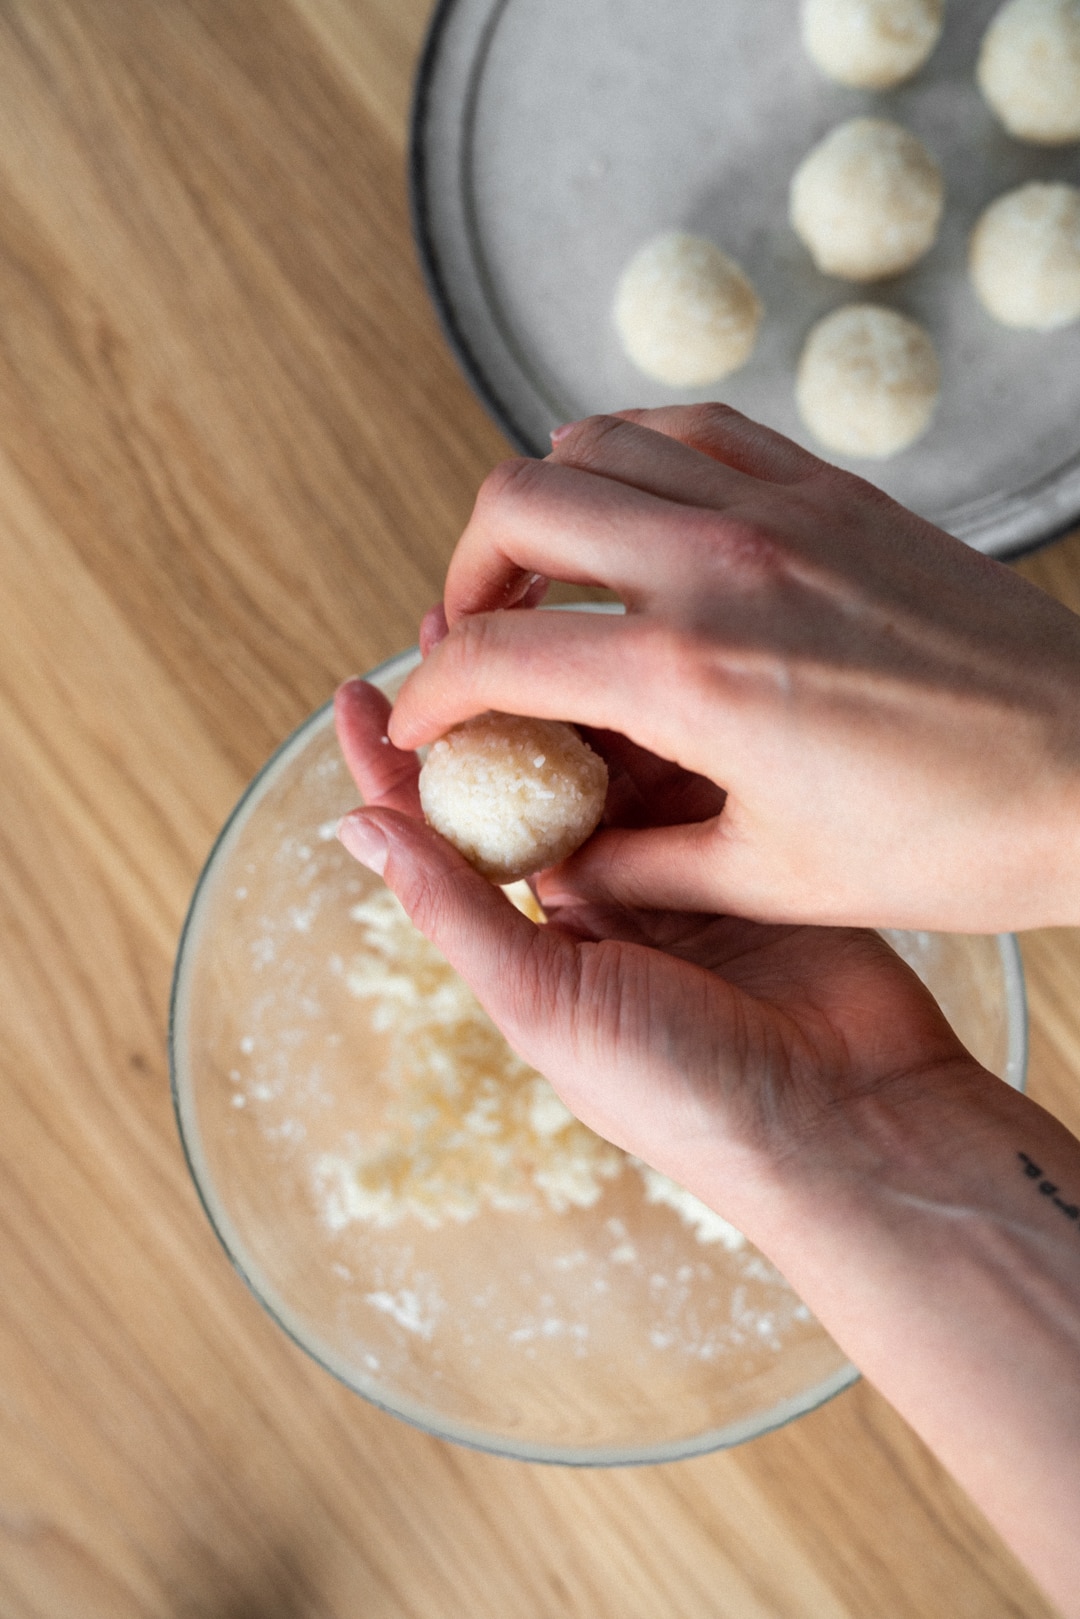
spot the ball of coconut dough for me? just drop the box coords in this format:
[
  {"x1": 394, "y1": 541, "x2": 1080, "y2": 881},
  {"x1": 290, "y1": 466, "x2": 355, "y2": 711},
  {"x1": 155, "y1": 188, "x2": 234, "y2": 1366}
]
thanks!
[
  {"x1": 613, "y1": 232, "x2": 763, "y2": 387},
  {"x1": 795, "y1": 304, "x2": 940, "y2": 458},
  {"x1": 801, "y1": 0, "x2": 944, "y2": 88},
  {"x1": 970, "y1": 183, "x2": 1080, "y2": 329},
  {"x1": 977, "y1": 0, "x2": 1080, "y2": 144},
  {"x1": 790, "y1": 117, "x2": 944, "y2": 281},
  {"x1": 418, "y1": 712, "x2": 609, "y2": 883}
]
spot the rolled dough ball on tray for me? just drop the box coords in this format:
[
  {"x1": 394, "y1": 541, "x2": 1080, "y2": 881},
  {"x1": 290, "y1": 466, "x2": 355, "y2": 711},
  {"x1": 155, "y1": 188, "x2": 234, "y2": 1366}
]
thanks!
[
  {"x1": 790, "y1": 117, "x2": 944, "y2": 281},
  {"x1": 419, "y1": 712, "x2": 609, "y2": 884},
  {"x1": 970, "y1": 182, "x2": 1080, "y2": 329},
  {"x1": 795, "y1": 304, "x2": 940, "y2": 458},
  {"x1": 613, "y1": 231, "x2": 762, "y2": 387},
  {"x1": 977, "y1": 0, "x2": 1080, "y2": 145},
  {"x1": 801, "y1": 0, "x2": 944, "y2": 88}
]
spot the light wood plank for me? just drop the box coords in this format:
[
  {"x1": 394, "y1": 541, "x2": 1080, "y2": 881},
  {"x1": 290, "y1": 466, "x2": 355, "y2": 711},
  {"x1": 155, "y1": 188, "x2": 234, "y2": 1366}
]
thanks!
[{"x1": 0, "y1": 2, "x2": 1071, "y2": 1615}]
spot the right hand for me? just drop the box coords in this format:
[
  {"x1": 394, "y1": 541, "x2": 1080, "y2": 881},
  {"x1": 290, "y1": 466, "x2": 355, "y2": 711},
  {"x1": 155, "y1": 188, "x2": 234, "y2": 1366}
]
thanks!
[{"x1": 390, "y1": 406, "x2": 1080, "y2": 932}]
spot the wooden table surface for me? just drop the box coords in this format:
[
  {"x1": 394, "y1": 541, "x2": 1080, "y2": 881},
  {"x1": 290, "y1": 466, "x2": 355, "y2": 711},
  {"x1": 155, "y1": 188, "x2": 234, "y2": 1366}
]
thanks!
[{"x1": 3, "y1": 3, "x2": 1079, "y2": 1615}]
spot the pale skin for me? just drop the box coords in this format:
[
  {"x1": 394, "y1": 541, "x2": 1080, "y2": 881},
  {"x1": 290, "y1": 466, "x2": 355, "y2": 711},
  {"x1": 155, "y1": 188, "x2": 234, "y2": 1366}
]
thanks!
[
  {"x1": 336, "y1": 406, "x2": 1080, "y2": 1614},
  {"x1": 392, "y1": 405, "x2": 1080, "y2": 933}
]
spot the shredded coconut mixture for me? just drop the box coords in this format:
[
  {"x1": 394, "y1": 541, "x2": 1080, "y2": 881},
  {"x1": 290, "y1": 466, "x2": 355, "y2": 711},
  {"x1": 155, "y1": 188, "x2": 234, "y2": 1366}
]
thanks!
[
  {"x1": 314, "y1": 887, "x2": 623, "y2": 1229},
  {"x1": 312, "y1": 885, "x2": 746, "y2": 1246}
]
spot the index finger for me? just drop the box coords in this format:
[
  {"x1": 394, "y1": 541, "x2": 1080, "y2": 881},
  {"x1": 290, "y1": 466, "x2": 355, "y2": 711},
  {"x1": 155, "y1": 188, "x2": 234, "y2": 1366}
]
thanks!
[{"x1": 386, "y1": 608, "x2": 738, "y2": 782}]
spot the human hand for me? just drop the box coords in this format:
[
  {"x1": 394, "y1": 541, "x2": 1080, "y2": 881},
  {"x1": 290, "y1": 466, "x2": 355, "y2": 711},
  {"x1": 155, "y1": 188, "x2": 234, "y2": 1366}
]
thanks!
[
  {"x1": 388, "y1": 406, "x2": 1080, "y2": 932},
  {"x1": 334, "y1": 676, "x2": 984, "y2": 1227}
]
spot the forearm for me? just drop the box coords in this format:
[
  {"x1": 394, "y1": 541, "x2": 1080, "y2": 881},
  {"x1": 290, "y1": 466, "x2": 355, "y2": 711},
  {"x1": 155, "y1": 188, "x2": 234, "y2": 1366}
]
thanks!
[{"x1": 714, "y1": 1071, "x2": 1080, "y2": 1614}]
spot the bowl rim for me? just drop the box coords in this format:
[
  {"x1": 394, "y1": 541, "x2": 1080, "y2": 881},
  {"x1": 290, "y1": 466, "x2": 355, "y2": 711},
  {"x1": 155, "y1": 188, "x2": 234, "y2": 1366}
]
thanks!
[{"x1": 169, "y1": 637, "x2": 1028, "y2": 1465}]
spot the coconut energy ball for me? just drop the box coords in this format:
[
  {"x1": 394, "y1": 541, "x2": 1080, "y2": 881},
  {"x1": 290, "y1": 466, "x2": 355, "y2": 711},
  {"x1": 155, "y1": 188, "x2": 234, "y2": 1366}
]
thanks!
[
  {"x1": 795, "y1": 304, "x2": 940, "y2": 458},
  {"x1": 977, "y1": 0, "x2": 1080, "y2": 145},
  {"x1": 801, "y1": 0, "x2": 944, "y2": 88},
  {"x1": 790, "y1": 117, "x2": 944, "y2": 281},
  {"x1": 419, "y1": 712, "x2": 608, "y2": 883},
  {"x1": 970, "y1": 183, "x2": 1080, "y2": 329},
  {"x1": 613, "y1": 232, "x2": 763, "y2": 387}
]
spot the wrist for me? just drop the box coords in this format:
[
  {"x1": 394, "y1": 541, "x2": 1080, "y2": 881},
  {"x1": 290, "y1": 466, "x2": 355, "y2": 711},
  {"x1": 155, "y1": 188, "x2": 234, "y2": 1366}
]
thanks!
[
  {"x1": 678, "y1": 1056, "x2": 1033, "y2": 1260},
  {"x1": 706, "y1": 1057, "x2": 1080, "y2": 1610},
  {"x1": 683, "y1": 1056, "x2": 1080, "y2": 1384}
]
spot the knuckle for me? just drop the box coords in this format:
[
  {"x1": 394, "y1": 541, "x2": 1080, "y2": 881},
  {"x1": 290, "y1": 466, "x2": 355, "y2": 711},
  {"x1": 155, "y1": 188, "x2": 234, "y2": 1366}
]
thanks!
[
  {"x1": 434, "y1": 610, "x2": 504, "y2": 702},
  {"x1": 627, "y1": 401, "x2": 740, "y2": 438},
  {"x1": 398, "y1": 858, "x2": 456, "y2": 937},
  {"x1": 784, "y1": 440, "x2": 831, "y2": 483},
  {"x1": 712, "y1": 514, "x2": 786, "y2": 580},
  {"x1": 553, "y1": 413, "x2": 630, "y2": 470},
  {"x1": 678, "y1": 505, "x2": 786, "y2": 588},
  {"x1": 575, "y1": 941, "x2": 641, "y2": 1057},
  {"x1": 685, "y1": 403, "x2": 819, "y2": 483},
  {"x1": 472, "y1": 455, "x2": 544, "y2": 523},
  {"x1": 505, "y1": 929, "x2": 579, "y2": 1039},
  {"x1": 630, "y1": 615, "x2": 704, "y2": 698},
  {"x1": 452, "y1": 606, "x2": 501, "y2": 664},
  {"x1": 630, "y1": 610, "x2": 742, "y2": 714},
  {"x1": 690, "y1": 401, "x2": 744, "y2": 436}
]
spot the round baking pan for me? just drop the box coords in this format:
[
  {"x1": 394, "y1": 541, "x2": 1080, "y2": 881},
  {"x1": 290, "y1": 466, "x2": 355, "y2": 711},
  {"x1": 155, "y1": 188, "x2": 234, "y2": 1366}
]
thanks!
[{"x1": 411, "y1": 0, "x2": 1080, "y2": 558}]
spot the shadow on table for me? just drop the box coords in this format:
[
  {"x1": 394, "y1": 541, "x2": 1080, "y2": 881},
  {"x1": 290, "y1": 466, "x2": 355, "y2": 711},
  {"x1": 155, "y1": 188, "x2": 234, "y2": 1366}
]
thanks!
[{"x1": 173, "y1": 1542, "x2": 318, "y2": 1619}]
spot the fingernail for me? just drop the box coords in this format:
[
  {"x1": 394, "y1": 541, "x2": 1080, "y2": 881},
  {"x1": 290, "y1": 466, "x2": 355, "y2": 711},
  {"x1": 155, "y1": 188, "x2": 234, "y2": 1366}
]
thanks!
[
  {"x1": 337, "y1": 813, "x2": 388, "y2": 876},
  {"x1": 419, "y1": 602, "x2": 449, "y2": 656},
  {"x1": 504, "y1": 569, "x2": 544, "y2": 605},
  {"x1": 549, "y1": 421, "x2": 578, "y2": 444}
]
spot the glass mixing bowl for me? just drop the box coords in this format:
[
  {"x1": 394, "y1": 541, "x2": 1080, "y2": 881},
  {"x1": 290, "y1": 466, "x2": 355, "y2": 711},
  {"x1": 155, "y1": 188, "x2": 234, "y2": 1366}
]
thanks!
[{"x1": 170, "y1": 642, "x2": 1027, "y2": 1464}]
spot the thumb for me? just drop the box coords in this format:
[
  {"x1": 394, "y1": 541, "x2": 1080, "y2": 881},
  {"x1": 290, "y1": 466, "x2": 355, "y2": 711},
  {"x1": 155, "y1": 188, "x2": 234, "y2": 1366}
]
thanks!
[
  {"x1": 336, "y1": 806, "x2": 582, "y2": 1052},
  {"x1": 543, "y1": 818, "x2": 731, "y2": 914}
]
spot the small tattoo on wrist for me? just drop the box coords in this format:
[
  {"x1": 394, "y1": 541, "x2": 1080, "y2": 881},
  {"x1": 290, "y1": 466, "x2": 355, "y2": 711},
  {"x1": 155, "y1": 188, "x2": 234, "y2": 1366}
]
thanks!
[{"x1": 1018, "y1": 1151, "x2": 1080, "y2": 1223}]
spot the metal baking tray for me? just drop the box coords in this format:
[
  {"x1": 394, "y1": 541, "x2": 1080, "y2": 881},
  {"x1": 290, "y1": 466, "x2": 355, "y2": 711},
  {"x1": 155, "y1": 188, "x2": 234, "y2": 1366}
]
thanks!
[{"x1": 411, "y1": 0, "x2": 1080, "y2": 557}]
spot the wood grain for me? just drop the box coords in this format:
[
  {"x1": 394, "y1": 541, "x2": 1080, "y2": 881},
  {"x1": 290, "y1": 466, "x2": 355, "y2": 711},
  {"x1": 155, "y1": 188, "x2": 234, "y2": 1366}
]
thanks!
[{"x1": 0, "y1": 2, "x2": 1072, "y2": 1615}]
